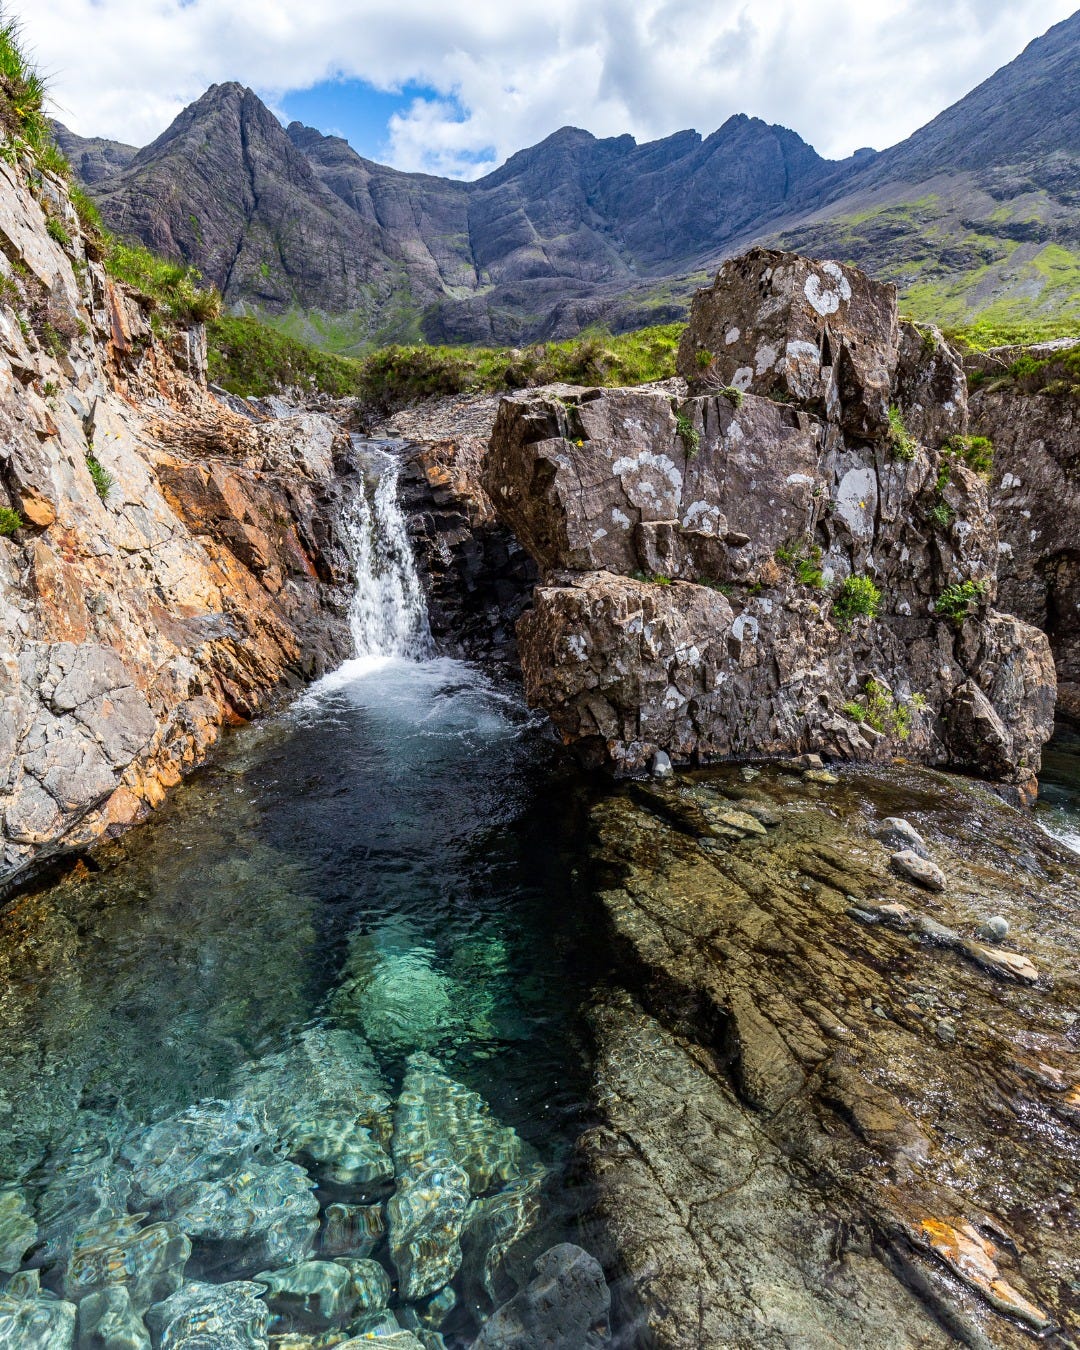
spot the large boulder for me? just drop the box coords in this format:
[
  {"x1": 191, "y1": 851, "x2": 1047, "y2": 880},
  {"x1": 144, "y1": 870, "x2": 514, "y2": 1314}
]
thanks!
[
  {"x1": 675, "y1": 248, "x2": 899, "y2": 440},
  {"x1": 485, "y1": 367, "x2": 1054, "y2": 783}
]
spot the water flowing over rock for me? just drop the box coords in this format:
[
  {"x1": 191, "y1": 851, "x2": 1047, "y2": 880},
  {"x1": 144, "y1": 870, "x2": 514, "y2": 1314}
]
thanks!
[
  {"x1": 580, "y1": 763, "x2": 1080, "y2": 1346},
  {"x1": 0, "y1": 1269, "x2": 77, "y2": 1348},
  {"x1": 483, "y1": 250, "x2": 1055, "y2": 785},
  {"x1": 145, "y1": 1279, "x2": 269, "y2": 1350},
  {"x1": 231, "y1": 1029, "x2": 393, "y2": 1187}
]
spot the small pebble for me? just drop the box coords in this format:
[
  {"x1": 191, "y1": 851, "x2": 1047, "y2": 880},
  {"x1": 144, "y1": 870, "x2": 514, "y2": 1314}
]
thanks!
[
  {"x1": 934, "y1": 1018, "x2": 957, "y2": 1044},
  {"x1": 975, "y1": 915, "x2": 1009, "y2": 944}
]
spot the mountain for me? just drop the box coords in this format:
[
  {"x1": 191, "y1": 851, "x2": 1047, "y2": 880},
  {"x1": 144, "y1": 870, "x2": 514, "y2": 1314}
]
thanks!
[{"x1": 60, "y1": 11, "x2": 1080, "y2": 348}]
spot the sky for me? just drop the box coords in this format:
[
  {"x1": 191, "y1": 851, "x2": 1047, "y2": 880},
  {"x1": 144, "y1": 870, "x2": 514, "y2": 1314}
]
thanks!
[{"x1": 21, "y1": 0, "x2": 1079, "y2": 180}]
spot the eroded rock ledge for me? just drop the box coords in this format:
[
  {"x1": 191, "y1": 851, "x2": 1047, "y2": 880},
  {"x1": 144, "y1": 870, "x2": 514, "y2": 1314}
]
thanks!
[
  {"x1": 0, "y1": 155, "x2": 358, "y2": 883},
  {"x1": 581, "y1": 764, "x2": 1080, "y2": 1347},
  {"x1": 483, "y1": 249, "x2": 1055, "y2": 788}
]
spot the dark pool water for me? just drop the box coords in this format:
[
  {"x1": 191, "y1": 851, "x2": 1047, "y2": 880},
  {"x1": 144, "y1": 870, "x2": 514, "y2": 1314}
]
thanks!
[
  {"x1": 0, "y1": 653, "x2": 608, "y2": 1344},
  {"x1": 1036, "y1": 722, "x2": 1080, "y2": 856}
]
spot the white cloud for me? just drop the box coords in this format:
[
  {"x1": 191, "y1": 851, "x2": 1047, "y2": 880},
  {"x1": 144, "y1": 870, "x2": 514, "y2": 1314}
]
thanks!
[{"x1": 20, "y1": 0, "x2": 1079, "y2": 177}]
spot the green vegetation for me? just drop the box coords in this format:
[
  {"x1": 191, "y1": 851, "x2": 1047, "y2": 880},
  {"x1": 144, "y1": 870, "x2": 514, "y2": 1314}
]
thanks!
[
  {"x1": 0, "y1": 11, "x2": 51, "y2": 157},
  {"x1": 631, "y1": 570, "x2": 674, "y2": 586},
  {"x1": 842, "y1": 679, "x2": 917, "y2": 741},
  {"x1": 886, "y1": 404, "x2": 917, "y2": 461},
  {"x1": 85, "y1": 452, "x2": 114, "y2": 502},
  {"x1": 775, "y1": 537, "x2": 824, "y2": 588},
  {"x1": 943, "y1": 434, "x2": 993, "y2": 475},
  {"x1": 208, "y1": 314, "x2": 683, "y2": 405},
  {"x1": 46, "y1": 217, "x2": 71, "y2": 249},
  {"x1": 928, "y1": 500, "x2": 954, "y2": 529},
  {"x1": 832, "y1": 574, "x2": 881, "y2": 625},
  {"x1": 969, "y1": 345, "x2": 1080, "y2": 398},
  {"x1": 675, "y1": 411, "x2": 700, "y2": 457},
  {"x1": 106, "y1": 240, "x2": 221, "y2": 325},
  {"x1": 0, "y1": 505, "x2": 22, "y2": 536},
  {"x1": 935, "y1": 579, "x2": 987, "y2": 624}
]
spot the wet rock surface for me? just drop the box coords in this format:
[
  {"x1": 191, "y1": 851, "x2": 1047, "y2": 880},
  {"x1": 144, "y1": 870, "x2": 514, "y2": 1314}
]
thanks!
[
  {"x1": 581, "y1": 761, "x2": 1080, "y2": 1347},
  {"x1": 483, "y1": 251, "x2": 1055, "y2": 783}
]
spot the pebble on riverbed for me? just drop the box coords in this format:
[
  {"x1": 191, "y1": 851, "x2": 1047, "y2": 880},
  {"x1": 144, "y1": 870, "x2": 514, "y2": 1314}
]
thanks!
[{"x1": 890, "y1": 849, "x2": 946, "y2": 892}]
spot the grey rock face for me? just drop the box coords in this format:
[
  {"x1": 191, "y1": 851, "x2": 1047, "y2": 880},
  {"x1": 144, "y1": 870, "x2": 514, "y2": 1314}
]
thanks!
[
  {"x1": 483, "y1": 253, "x2": 1056, "y2": 785},
  {"x1": 473, "y1": 1243, "x2": 610, "y2": 1349},
  {"x1": 973, "y1": 351, "x2": 1080, "y2": 722}
]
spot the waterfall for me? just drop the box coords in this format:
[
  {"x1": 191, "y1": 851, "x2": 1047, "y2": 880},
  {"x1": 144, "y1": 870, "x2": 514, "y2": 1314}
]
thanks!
[{"x1": 344, "y1": 440, "x2": 433, "y2": 660}]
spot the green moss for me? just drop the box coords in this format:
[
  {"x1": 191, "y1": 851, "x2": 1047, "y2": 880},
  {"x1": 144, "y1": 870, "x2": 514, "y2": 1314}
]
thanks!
[
  {"x1": 776, "y1": 537, "x2": 824, "y2": 588},
  {"x1": 0, "y1": 505, "x2": 22, "y2": 536},
  {"x1": 943, "y1": 434, "x2": 993, "y2": 475},
  {"x1": 842, "y1": 679, "x2": 918, "y2": 741},
  {"x1": 675, "y1": 411, "x2": 700, "y2": 457}
]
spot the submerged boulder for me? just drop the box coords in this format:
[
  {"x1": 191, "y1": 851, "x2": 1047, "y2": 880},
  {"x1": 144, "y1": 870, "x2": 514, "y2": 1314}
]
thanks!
[
  {"x1": 472, "y1": 1243, "x2": 611, "y2": 1350},
  {"x1": 0, "y1": 1269, "x2": 77, "y2": 1349},
  {"x1": 145, "y1": 1280, "x2": 269, "y2": 1350},
  {"x1": 483, "y1": 250, "x2": 1055, "y2": 785}
]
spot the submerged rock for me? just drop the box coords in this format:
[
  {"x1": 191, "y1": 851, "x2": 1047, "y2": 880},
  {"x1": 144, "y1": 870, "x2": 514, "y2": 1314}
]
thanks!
[
  {"x1": 120, "y1": 1099, "x2": 319, "y2": 1273},
  {"x1": 320, "y1": 1202, "x2": 386, "y2": 1259},
  {"x1": 146, "y1": 1280, "x2": 269, "y2": 1350},
  {"x1": 473, "y1": 1243, "x2": 610, "y2": 1350},
  {"x1": 873, "y1": 816, "x2": 931, "y2": 859},
  {"x1": 460, "y1": 1166, "x2": 546, "y2": 1315},
  {"x1": 387, "y1": 1153, "x2": 471, "y2": 1301},
  {"x1": 392, "y1": 1053, "x2": 522, "y2": 1194},
  {"x1": 255, "y1": 1259, "x2": 362, "y2": 1328},
  {"x1": 0, "y1": 1187, "x2": 36, "y2": 1273},
  {"x1": 0, "y1": 1269, "x2": 77, "y2": 1349},
  {"x1": 232, "y1": 1029, "x2": 393, "y2": 1186},
  {"x1": 75, "y1": 1285, "x2": 151, "y2": 1350},
  {"x1": 64, "y1": 1212, "x2": 190, "y2": 1312}
]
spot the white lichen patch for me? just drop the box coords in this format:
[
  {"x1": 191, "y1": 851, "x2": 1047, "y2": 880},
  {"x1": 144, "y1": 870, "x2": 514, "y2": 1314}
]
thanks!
[
  {"x1": 731, "y1": 367, "x2": 754, "y2": 392},
  {"x1": 724, "y1": 327, "x2": 741, "y2": 346},
  {"x1": 731, "y1": 615, "x2": 759, "y2": 644},
  {"x1": 755, "y1": 342, "x2": 779, "y2": 375},
  {"x1": 591, "y1": 526, "x2": 608, "y2": 542},
  {"x1": 611, "y1": 508, "x2": 631, "y2": 529},
  {"x1": 834, "y1": 467, "x2": 878, "y2": 542},
  {"x1": 682, "y1": 500, "x2": 723, "y2": 533},
  {"x1": 804, "y1": 262, "x2": 852, "y2": 317}
]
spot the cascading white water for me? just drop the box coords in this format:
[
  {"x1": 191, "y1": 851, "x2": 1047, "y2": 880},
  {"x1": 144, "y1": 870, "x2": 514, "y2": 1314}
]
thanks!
[{"x1": 344, "y1": 440, "x2": 433, "y2": 659}]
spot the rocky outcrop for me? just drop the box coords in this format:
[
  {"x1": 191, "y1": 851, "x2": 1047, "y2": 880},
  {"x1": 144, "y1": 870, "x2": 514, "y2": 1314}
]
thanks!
[
  {"x1": 483, "y1": 251, "x2": 1055, "y2": 786},
  {"x1": 0, "y1": 151, "x2": 358, "y2": 886},
  {"x1": 581, "y1": 763, "x2": 1080, "y2": 1346},
  {"x1": 970, "y1": 342, "x2": 1080, "y2": 723}
]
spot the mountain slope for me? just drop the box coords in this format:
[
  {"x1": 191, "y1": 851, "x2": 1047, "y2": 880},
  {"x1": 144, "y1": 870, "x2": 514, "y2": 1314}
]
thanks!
[{"x1": 63, "y1": 11, "x2": 1080, "y2": 346}]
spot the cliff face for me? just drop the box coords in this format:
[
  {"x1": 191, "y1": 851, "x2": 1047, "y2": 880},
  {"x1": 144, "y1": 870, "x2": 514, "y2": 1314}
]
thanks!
[
  {"x1": 970, "y1": 342, "x2": 1080, "y2": 724},
  {"x1": 483, "y1": 251, "x2": 1056, "y2": 790},
  {"x1": 0, "y1": 152, "x2": 358, "y2": 887}
]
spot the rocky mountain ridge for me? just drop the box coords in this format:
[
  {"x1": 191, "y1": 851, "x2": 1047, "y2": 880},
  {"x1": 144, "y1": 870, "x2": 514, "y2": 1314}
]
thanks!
[{"x1": 58, "y1": 10, "x2": 1080, "y2": 346}]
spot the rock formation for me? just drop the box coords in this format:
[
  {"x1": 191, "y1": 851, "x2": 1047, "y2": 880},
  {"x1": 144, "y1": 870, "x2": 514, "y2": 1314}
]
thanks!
[
  {"x1": 483, "y1": 249, "x2": 1056, "y2": 789},
  {"x1": 0, "y1": 147, "x2": 359, "y2": 887},
  {"x1": 969, "y1": 340, "x2": 1080, "y2": 723},
  {"x1": 581, "y1": 761, "x2": 1080, "y2": 1346}
]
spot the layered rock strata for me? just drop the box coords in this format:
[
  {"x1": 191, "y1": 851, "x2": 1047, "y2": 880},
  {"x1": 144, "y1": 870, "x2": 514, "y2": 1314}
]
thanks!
[
  {"x1": 582, "y1": 763, "x2": 1080, "y2": 1347},
  {"x1": 484, "y1": 250, "x2": 1055, "y2": 786},
  {"x1": 0, "y1": 154, "x2": 358, "y2": 883}
]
